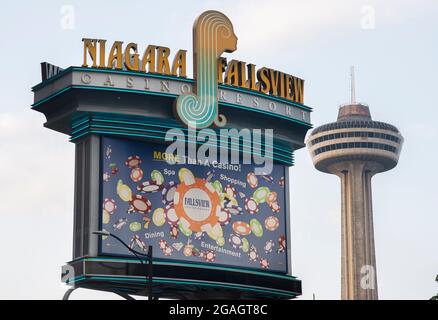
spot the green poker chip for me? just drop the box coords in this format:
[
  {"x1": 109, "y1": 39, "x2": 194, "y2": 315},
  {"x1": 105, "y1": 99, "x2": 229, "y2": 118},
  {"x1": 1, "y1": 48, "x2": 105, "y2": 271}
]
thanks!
[
  {"x1": 216, "y1": 236, "x2": 225, "y2": 246},
  {"x1": 241, "y1": 238, "x2": 249, "y2": 252},
  {"x1": 252, "y1": 187, "x2": 270, "y2": 203},
  {"x1": 151, "y1": 170, "x2": 164, "y2": 185},
  {"x1": 178, "y1": 221, "x2": 193, "y2": 237},
  {"x1": 213, "y1": 180, "x2": 223, "y2": 194},
  {"x1": 129, "y1": 221, "x2": 142, "y2": 232},
  {"x1": 250, "y1": 219, "x2": 263, "y2": 237}
]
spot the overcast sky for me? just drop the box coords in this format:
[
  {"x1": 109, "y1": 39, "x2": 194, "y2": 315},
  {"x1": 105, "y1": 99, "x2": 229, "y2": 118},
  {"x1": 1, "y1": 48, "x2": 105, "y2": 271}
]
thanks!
[{"x1": 0, "y1": 0, "x2": 437, "y2": 299}]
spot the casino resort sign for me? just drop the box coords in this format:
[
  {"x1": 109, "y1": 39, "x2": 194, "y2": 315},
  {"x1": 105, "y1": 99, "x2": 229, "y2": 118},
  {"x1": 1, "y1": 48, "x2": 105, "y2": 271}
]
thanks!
[{"x1": 80, "y1": 11, "x2": 307, "y2": 128}]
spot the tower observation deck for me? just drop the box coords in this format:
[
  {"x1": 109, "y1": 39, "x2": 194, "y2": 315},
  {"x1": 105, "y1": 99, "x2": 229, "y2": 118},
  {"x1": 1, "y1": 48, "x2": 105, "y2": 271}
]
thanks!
[{"x1": 307, "y1": 67, "x2": 403, "y2": 299}]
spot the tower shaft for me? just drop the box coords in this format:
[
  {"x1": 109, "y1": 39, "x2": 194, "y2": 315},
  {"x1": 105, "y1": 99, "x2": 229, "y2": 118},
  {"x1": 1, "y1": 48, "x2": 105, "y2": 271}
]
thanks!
[{"x1": 338, "y1": 161, "x2": 378, "y2": 299}]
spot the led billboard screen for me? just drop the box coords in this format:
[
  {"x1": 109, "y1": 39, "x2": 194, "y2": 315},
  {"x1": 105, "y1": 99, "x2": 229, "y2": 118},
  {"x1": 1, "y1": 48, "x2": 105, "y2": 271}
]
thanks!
[{"x1": 100, "y1": 136, "x2": 288, "y2": 273}]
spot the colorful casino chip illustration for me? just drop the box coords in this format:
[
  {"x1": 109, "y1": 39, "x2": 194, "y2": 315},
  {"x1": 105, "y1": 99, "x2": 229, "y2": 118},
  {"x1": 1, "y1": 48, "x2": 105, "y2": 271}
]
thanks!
[
  {"x1": 127, "y1": 195, "x2": 152, "y2": 214},
  {"x1": 229, "y1": 233, "x2": 243, "y2": 249},
  {"x1": 232, "y1": 221, "x2": 251, "y2": 236},
  {"x1": 151, "y1": 170, "x2": 164, "y2": 186},
  {"x1": 137, "y1": 180, "x2": 161, "y2": 193},
  {"x1": 277, "y1": 235, "x2": 286, "y2": 253},
  {"x1": 246, "y1": 172, "x2": 258, "y2": 188},
  {"x1": 244, "y1": 197, "x2": 259, "y2": 214},
  {"x1": 264, "y1": 216, "x2": 280, "y2": 231},
  {"x1": 102, "y1": 210, "x2": 111, "y2": 224},
  {"x1": 129, "y1": 221, "x2": 142, "y2": 232},
  {"x1": 103, "y1": 198, "x2": 117, "y2": 214},
  {"x1": 201, "y1": 250, "x2": 216, "y2": 262},
  {"x1": 130, "y1": 234, "x2": 147, "y2": 251},
  {"x1": 117, "y1": 180, "x2": 132, "y2": 202},
  {"x1": 109, "y1": 163, "x2": 118, "y2": 175},
  {"x1": 162, "y1": 181, "x2": 177, "y2": 205},
  {"x1": 250, "y1": 218, "x2": 263, "y2": 237},
  {"x1": 264, "y1": 240, "x2": 275, "y2": 253},
  {"x1": 252, "y1": 186, "x2": 270, "y2": 204},
  {"x1": 260, "y1": 258, "x2": 270, "y2": 269},
  {"x1": 130, "y1": 167, "x2": 143, "y2": 182},
  {"x1": 152, "y1": 208, "x2": 166, "y2": 227},
  {"x1": 170, "y1": 224, "x2": 179, "y2": 239},
  {"x1": 99, "y1": 138, "x2": 288, "y2": 273},
  {"x1": 248, "y1": 245, "x2": 259, "y2": 262},
  {"x1": 113, "y1": 218, "x2": 127, "y2": 230},
  {"x1": 173, "y1": 175, "x2": 220, "y2": 233},
  {"x1": 125, "y1": 155, "x2": 141, "y2": 168}
]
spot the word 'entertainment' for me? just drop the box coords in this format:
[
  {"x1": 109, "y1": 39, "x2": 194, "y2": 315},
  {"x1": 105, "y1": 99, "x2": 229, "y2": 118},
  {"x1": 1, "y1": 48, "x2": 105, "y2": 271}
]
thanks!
[{"x1": 81, "y1": 39, "x2": 304, "y2": 105}]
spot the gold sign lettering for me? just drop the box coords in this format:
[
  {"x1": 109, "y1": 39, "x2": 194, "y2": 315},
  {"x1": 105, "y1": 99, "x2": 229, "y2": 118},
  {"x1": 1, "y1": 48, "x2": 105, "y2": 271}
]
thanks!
[{"x1": 81, "y1": 38, "x2": 304, "y2": 104}]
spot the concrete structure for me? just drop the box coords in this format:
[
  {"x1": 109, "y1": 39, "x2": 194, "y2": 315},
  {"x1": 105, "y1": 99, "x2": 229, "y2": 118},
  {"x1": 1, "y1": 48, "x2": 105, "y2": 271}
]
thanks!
[{"x1": 307, "y1": 67, "x2": 403, "y2": 300}]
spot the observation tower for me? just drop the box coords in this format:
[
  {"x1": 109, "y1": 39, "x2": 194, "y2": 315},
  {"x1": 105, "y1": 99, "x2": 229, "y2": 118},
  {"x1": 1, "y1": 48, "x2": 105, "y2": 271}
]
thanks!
[{"x1": 307, "y1": 67, "x2": 403, "y2": 300}]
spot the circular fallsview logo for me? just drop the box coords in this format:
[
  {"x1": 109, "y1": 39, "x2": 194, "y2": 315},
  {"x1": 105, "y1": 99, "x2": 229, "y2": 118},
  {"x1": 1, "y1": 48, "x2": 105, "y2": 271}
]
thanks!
[{"x1": 174, "y1": 177, "x2": 219, "y2": 232}]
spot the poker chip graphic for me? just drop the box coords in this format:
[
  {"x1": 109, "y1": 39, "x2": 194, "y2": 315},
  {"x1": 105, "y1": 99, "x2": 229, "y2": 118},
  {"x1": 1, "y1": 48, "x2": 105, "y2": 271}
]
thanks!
[
  {"x1": 178, "y1": 219, "x2": 193, "y2": 237},
  {"x1": 252, "y1": 187, "x2": 270, "y2": 204},
  {"x1": 216, "y1": 236, "x2": 225, "y2": 246},
  {"x1": 103, "y1": 198, "x2": 117, "y2": 214},
  {"x1": 278, "y1": 235, "x2": 286, "y2": 253},
  {"x1": 113, "y1": 218, "x2": 127, "y2": 230},
  {"x1": 162, "y1": 181, "x2": 177, "y2": 205},
  {"x1": 206, "y1": 223, "x2": 223, "y2": 241},
  {"x1": 250, "y1": 219, "x2": 264, "y2": 237},
  {"x1": 206, "y1": 170, "x2": 215, "y2": 182},
  {"x1": 128, "y1": 195, "x2": 152, "y2": 214},
  {"x1": 246, "y1": 172, "x2": 258, "y2": 188},
  {"x1": 229, "y1": 233, "x2": 243, "y2": 249},
  {"x1": 173, "y1": 178, "x2": 220, "y2": 233},
  {"x1": 261, "y1": 175, "x2": 274, "y2": 184},
  {"x1": 178, "y1": 168, "x2": 195, "y2": 185},
  {"x1": 102, "y1": 210, "x2": 110, "y2": 224},
  {"x1": 241, "y1": 238, "x2": 249, "y2": 253},
  {"x1": 269, "y1": 201, "x2": 281, "y2": 213},
  {"x1": 152, "y1": 208, "x2": 166, "y2": 227},
  {"x1": 212, "y1": 180, "x2": 223, "y2": 194},
  {"x1": 232, "y1": 221, "x2": 252, "y2": 236},
  {"x1": 151, "y1": 170, "x2": 164, "y2": 185},
  {"x1": 202, "y1": 250, "x2": 216, "y2": 262},
  {"x1": 260, "y1": 258, "x2": 270, "y2": 269},
  {"x1": 264, "y1": 240, "x2": 275, "y2": 253},
  {"x1": 264, "y1": 216, "x2": 280, "y2": 231},
  {"x1": 125, "y1": 155, "x2": 141, "y2": 168},
  {"x1": 165, "y1": 204, "x2": 179, "y2": 225},
  {"x1": 226, "y1": 205, "x2": 243, "y2": 216},
  {"x1": 244, "y1": 197, "x2": 259, "y2": 214},
  {"x1": 130, "y1": 168, "x2": 143, "y2": 182},
  {"x1": 117, "y1": 180, "x2": 132, "y2": 202},
  {"x1": 266, "y1": 191, "x2": 278, "y2": 205},
  {"x1": 170, "y1": 224, "x2": 179, "y2": 239},
  {"x1": 224, "y1": 184, "x2": 237, "y2": 199},
  {"x1": 248, "y1": 245, "x2": 259, "y2": 262},
  {"x1": 137, "y1": 180, "x2": 161, "y2": 193},
  {"x1": 217, "y1": 208, "x2": 231, "y2": 225},
  {"x1": 278, "y1": 176, "x2": 285, "y2": 187},
  {"x1": 129, "y1": 221, "x2": 142, "y2": 232}
]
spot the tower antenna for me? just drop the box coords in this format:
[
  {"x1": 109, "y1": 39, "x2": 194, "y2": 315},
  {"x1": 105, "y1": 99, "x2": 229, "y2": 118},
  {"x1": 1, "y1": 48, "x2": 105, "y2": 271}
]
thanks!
[{"x1": 350, "y1": 66, "x2": 356, "y2": 104}]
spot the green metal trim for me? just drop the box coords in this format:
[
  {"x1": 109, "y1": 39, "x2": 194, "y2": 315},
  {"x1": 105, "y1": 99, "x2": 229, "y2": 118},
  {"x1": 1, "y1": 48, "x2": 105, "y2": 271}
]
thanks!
[
  {"x1": 65, "y1": 275, "x2": 297, "y2": 298},
  {"x1": 69, "y1": 256, "x2": 297, "y2": 281},
  {"x1": 70, "y1": 115, "x2": 294, "y2": 163},
  {"x1": 33, "y1": 84, "x2": 311, "y2": 128},
  {"x1": 74, "y1": 130, "x2": 294, "y2": 165}
]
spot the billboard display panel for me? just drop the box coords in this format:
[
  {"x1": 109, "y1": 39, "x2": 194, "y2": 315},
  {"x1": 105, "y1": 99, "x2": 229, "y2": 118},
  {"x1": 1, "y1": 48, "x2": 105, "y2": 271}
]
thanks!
[{"x1": 100, "y1": 136, "x2": 288, "y2": 273}]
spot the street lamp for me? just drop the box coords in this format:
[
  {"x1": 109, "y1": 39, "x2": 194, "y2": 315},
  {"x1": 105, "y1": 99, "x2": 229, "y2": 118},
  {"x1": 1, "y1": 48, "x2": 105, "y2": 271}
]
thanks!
[{"x1": 93, "y1": 230, "x2": 154, "y2": 300}]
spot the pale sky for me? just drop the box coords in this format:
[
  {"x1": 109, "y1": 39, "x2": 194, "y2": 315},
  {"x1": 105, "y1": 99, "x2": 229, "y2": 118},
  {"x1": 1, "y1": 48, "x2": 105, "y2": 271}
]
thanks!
[{"x1": 0, "y1": 0, "x2": 437, "y2": 299}]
